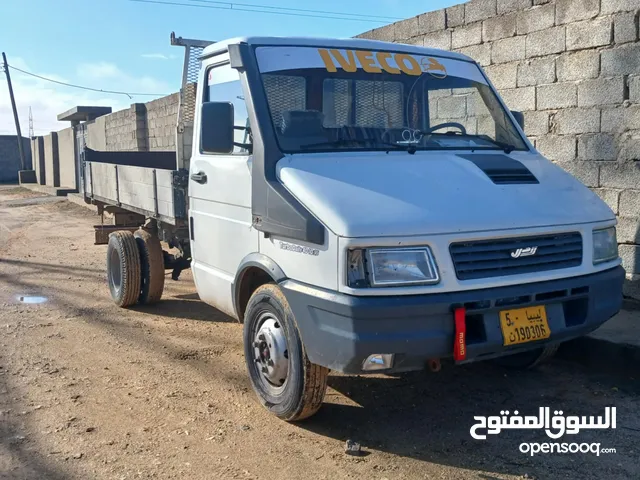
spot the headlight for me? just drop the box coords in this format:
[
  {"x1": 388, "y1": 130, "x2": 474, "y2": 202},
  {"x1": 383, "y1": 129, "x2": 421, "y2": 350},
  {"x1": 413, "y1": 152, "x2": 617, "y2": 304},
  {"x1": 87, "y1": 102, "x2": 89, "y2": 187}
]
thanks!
[
  {"x1": 347, "y1": 247, "x2": 440, "y2": 287},
  {"x1": 593, "y1": 227, "x2": 618, "y2": 264}
]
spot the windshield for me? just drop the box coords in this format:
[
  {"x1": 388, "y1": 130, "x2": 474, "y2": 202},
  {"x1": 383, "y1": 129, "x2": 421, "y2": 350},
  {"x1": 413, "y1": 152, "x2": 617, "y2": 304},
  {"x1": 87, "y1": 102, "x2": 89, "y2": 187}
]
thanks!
[{"x1": 255, "y1": 46, "x2": 528, "y2": 153}]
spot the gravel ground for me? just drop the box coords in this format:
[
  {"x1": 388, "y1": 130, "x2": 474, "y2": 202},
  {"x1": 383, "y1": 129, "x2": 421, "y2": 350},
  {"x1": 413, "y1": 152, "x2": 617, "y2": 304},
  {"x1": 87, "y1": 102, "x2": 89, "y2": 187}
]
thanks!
[{"x1": 0, "y1": 188, "x2": 638, "y2": 480}]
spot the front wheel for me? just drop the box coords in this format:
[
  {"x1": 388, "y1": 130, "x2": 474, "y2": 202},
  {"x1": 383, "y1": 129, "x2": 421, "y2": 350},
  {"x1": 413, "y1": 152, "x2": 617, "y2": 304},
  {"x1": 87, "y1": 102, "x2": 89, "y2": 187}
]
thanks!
[
  {"x1": 243, "y1": 284, "x2": 328, "y2": 421},
  {"x1": 492, "y1": 344, "x2": 559, "y2": 369}
]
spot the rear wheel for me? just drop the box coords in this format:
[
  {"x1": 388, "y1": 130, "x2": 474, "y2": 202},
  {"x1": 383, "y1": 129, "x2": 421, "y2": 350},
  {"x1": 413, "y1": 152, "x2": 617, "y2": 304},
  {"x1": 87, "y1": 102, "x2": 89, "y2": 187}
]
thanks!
[
  {"x1": 134, "y1": 229, "x2": 165, "y2": 304},
  {"x1": 492, "y1": 344, "x2": 559, "y2": 369},
  {"x1": 106, "y1": 231, "x2": 142, "y2": 308},
  {"x1": 243, "y1": 284, "x2": 328, "y2": 421}
]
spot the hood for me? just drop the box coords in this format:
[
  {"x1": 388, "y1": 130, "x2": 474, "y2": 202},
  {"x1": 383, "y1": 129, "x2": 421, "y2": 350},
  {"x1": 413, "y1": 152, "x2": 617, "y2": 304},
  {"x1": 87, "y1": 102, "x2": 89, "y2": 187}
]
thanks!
[{"x1": 276, "y1": 151, "x2": 614, "y2": 238}]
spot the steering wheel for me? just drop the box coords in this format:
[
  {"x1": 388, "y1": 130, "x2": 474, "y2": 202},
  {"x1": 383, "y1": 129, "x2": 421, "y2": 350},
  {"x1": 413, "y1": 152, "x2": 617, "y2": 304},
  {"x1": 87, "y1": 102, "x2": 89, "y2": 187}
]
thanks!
[{"x1": 425, "y1": 122, "x2": 467, "y2": 135}]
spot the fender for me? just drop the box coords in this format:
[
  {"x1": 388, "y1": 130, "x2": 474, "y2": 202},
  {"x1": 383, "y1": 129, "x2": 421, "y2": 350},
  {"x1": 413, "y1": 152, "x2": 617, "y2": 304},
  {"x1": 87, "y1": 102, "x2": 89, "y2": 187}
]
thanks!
[{"x1": 233, "y1": 252, "x2": 287, "y2": 318}]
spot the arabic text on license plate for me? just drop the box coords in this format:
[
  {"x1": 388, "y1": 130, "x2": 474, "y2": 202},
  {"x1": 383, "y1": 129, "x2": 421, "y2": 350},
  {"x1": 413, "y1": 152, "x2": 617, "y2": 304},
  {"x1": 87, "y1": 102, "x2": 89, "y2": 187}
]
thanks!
[{"x1": 499, "y1": 306, "x2": 550, "y2": 346}]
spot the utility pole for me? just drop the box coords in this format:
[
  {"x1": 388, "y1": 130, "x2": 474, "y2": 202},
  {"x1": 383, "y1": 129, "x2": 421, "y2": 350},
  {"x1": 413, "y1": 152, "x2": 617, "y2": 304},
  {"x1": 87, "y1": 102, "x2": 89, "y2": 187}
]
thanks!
[{"x1": 2, "y1": 52, "x2": 26, "y2": 170}]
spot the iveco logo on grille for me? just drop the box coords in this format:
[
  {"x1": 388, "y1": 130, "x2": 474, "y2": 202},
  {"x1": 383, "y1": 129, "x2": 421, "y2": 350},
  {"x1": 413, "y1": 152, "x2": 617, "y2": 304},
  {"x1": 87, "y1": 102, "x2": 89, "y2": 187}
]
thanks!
[
  {"x1": 450, "y1": 233, "x2": 581, "y2": 280},
  {"x1": 511, "y1": 247, "x2": 538, "y2": 258}
]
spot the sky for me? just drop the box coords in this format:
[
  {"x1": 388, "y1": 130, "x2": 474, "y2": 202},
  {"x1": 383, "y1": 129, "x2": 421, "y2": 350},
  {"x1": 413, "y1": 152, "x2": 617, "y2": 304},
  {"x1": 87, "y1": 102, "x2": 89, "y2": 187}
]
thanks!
[{"x1": 0, "y1": 0, "x2": 460, "y2": 135}]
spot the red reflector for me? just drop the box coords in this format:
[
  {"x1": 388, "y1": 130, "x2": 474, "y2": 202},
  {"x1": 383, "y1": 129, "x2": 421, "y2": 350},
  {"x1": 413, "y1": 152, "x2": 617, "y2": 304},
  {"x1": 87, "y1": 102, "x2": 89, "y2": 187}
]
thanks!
[{"x1": 454, "y1": 307, "x2": 467, "y2": 362}]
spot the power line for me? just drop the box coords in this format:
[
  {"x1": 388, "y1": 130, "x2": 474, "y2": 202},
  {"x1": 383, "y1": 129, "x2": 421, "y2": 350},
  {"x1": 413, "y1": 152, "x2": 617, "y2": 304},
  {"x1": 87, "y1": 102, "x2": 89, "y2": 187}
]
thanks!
[
  {"x1": 130, "y1": 0, "x2": 399, "y2": 23},
  {"x1": 7, "y1": 64, "x2": 170, "y2": 99},
  {"x1": 182, "y1": 0, "x2": 402, "y2": 21}
]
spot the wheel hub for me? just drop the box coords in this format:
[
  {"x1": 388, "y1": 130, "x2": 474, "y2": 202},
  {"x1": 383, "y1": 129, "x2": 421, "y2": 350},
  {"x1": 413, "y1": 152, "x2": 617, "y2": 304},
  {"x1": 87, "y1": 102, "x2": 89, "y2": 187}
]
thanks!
[{"x1": 253, "y1": 317, "x2": 288, "y2": 387}]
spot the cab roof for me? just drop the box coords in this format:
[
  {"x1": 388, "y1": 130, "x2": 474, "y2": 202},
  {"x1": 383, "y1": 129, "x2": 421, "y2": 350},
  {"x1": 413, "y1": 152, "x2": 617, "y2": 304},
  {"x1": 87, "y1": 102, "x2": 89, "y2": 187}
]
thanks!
[{"x1": 201, "y1": 36, "x2": 475, "y2": 63}]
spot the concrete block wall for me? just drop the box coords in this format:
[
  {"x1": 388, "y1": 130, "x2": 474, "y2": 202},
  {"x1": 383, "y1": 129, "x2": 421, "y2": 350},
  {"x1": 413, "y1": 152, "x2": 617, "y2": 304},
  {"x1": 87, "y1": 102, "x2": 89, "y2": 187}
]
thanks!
[
  {"x1": 29, "y1": 137, "x2": 38, "y2": 183},
  {"x1": 30, "y1": 128, "x2": 74, "y2": 190},
  {"x1": 34, "y1": 91, "x2": 183, "y2": 193},
  {"x1": 86, "y1": 116, "x2": 107, "y2": 151},
  {"x1": 43, "y1": 133, "x2": 60, "y2": 188},
  {"x1": 146, "y1": 93, "x2": 180, "y2": 151},
  {"x1": 0, "y1": 135, "x2": 31, "y2": 183},
  {"x1": 358, "y1": 0, "x2": 640, "y2": 298},
  {"x1": 85, "y1": 93, "x2": 181, "y2": 153},
  {"x1": 104, "y1": 103, "x2": 147, "y2": 152},
  {"x1": 57, "y1": 127, "x2": 76, "y2": 189},
  {"x1": 31, "y1": 137, "x2": 45, "y2": 185}
]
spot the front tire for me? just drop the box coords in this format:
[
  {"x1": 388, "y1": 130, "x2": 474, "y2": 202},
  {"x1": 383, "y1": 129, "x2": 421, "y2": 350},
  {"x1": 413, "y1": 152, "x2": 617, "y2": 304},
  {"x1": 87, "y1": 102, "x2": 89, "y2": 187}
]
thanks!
[
  {"x1": 106, "y1": 231, "x2": 142, "y2": 308},
  {"x1": 492, "y1": 344, "x2": 559, "y2": 369},
  {"x1": 243, "y1": 284, "x2": 328, "y2": 421}
]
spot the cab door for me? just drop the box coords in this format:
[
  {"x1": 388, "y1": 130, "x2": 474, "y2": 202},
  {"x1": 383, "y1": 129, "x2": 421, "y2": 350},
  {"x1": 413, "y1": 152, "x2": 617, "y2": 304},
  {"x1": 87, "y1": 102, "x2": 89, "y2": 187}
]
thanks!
[{"x1": 189, "y1": 58, "x2": 257, "y2": 318}]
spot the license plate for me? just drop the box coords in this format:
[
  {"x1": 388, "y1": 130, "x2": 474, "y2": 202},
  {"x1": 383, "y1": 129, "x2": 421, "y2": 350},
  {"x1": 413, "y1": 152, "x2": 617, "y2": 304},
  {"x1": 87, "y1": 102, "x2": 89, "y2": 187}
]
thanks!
[{"x1": 499, "y1": 306, "x2": 550, "y2": 346}]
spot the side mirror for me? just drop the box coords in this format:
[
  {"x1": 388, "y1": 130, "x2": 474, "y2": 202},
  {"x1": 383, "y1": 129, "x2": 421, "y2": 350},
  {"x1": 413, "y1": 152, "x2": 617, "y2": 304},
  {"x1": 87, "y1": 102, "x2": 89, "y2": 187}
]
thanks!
[
  {"x1": 511, "y1": 110, "x2": 525, "y2": 130},
  {"x1": 201, "y1": 101, "x2": 234, "y2": 154}
]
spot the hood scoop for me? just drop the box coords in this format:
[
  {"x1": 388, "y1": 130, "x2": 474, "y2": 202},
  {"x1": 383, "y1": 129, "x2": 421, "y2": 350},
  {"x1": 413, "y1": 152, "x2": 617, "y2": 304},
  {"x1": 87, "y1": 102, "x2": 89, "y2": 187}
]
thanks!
[{"x1": 457, "y1": 154, "x2": 539, "y2": 185}]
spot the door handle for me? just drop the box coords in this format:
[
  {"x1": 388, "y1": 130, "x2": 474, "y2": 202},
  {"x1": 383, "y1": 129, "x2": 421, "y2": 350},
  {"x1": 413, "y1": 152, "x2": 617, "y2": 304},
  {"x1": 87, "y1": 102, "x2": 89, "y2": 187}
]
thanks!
[{"x1": 190, "y1": 171, "x2": 207, "y2": 184}]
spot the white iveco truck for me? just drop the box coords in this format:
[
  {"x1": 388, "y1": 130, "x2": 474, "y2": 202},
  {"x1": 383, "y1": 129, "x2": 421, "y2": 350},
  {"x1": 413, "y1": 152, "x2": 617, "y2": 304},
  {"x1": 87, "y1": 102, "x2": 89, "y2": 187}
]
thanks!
[{"x1": 82, "y1": 35, "x2": 624, "y2": 421}]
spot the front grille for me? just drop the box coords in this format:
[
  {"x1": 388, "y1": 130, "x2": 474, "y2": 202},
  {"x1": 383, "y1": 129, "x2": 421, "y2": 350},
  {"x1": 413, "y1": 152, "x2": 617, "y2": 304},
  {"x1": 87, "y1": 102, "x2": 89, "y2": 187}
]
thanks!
[{"x1": 450, "y1": 232, "x2": 583, "y2": 280}]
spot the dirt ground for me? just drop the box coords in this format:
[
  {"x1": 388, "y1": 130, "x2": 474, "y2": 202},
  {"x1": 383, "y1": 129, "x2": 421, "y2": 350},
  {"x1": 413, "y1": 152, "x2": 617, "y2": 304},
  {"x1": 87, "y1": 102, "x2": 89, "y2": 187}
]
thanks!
[{"x1": 0, "y1": 186, "x2": 639, "y2": 480}]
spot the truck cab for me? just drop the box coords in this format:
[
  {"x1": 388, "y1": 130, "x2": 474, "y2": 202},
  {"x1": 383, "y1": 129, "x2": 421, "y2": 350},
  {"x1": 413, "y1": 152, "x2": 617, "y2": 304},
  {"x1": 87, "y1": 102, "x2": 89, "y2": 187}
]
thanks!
[{"x1": 99, "y1": 36, "x2": 624, "y2": 422}]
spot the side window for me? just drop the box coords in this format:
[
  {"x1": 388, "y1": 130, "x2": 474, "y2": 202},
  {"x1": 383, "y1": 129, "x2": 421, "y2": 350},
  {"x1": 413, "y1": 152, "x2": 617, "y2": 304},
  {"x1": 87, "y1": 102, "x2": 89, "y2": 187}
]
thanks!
[{"x1": 206, "y1": 63, "x2": 251, "y2": 154}]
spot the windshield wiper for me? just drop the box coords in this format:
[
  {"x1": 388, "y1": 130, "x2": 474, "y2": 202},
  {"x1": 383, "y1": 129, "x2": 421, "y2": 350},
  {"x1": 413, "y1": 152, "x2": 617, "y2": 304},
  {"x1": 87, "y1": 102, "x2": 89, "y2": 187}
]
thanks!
[
  {"x1": 427, "y1": 132, "x2": 517, "y2": 154},
  {"x1": 469, "y1": 138, "x2": 516, "y2": 154},
  {"x1": 299, "y1": 138, "x2": 406, "y2": 150}
]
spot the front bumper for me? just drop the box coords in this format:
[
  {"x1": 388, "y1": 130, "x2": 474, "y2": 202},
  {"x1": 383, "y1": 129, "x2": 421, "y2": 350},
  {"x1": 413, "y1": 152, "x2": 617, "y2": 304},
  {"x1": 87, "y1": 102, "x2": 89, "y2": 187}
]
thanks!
[{"x1": 281, "y1": 266, "x2": 624, "y2": 374}]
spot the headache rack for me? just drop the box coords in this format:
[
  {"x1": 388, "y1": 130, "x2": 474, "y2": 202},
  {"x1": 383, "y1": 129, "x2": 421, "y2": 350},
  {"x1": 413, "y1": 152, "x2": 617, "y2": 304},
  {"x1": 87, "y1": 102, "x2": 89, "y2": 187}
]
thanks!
[{"x1": 82, "y1": 33, "x2": 214, "y2": 227}]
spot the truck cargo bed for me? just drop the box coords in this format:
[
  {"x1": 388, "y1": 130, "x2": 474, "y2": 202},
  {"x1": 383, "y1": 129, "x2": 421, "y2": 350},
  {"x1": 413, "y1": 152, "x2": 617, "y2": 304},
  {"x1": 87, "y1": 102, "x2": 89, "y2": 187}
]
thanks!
[{"x1": 83, "y1": 148, "x2": 188, "y2": 225}]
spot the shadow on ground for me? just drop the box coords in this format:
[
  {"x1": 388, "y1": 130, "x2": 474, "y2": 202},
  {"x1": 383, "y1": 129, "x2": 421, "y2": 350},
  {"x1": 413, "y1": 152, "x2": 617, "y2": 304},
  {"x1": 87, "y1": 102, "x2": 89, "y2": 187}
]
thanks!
[
  {"x1": 298, "y1": 364, "x2": 639, "y2": 478},
  {"x1": 133, "y1": 298, "x2": 236, "y2": 323},
  {"x1": 0, "y1": 258, "x2": 104, "y2": 275},
  {"x1": 0, "y1": 361, "x2": 68, "y2": 479},
  {"x1": 1, "y1": 258, "x2": 639, "y2": 479}
]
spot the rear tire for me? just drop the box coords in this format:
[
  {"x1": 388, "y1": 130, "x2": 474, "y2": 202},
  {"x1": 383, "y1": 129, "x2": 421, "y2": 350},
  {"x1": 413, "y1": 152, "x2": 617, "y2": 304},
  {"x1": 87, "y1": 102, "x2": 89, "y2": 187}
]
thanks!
[
  {"x1": 244, "y1": 284, "x2": 328, "y2": 421},
  {"x1": 492, "y1": 344, "x2": 559, "y2": 370},
  {"x1": 107, "y1": 231, "x2": 142, "y2": 308},
  {"x1": 134, "y1": 229, "x2": 165, "y2": 304}
]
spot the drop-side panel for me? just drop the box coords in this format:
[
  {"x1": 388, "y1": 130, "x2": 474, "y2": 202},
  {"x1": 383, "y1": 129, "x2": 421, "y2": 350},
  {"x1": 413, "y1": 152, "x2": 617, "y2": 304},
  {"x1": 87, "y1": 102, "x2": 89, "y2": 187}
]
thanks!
[{"x1": 84, "y1": 161, "x2": 179, "y2": 225}]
